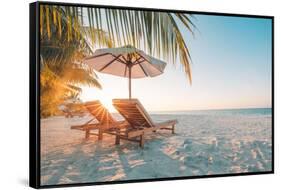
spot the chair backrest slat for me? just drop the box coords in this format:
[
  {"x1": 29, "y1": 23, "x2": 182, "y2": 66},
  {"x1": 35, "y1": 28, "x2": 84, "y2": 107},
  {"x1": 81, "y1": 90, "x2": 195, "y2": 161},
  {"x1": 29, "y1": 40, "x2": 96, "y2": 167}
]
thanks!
[
  {"x1": 84, "y1": 100, "x2": 115, "y2": 124},
  {"x1": 113, "y1": 99, "x2": 154, "y2": 128}
]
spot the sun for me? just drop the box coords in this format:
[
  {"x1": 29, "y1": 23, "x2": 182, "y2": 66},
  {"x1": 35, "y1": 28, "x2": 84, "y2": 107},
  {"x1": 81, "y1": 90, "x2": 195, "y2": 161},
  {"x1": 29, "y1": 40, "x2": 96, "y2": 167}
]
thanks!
[
  {"x1": 99, "y1": 97, "x2": 117, "y2": 113},
  {"x1": 80, "y1": 87, "x2": 117, "y2": 113}
]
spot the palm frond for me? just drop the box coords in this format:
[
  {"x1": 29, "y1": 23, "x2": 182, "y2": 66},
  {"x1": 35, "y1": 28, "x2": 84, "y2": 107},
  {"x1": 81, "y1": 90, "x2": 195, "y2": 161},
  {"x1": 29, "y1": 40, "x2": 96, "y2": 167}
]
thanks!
[{"x1": 40, "y1": 5, "x2": 196, "y2": 83}]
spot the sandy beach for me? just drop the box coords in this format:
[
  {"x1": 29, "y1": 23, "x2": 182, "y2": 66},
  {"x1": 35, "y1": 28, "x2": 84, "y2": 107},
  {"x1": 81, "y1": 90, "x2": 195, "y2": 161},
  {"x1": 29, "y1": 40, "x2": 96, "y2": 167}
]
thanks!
[{"x1": 40, "y1": 110, "x2": 272, "y2": 185}]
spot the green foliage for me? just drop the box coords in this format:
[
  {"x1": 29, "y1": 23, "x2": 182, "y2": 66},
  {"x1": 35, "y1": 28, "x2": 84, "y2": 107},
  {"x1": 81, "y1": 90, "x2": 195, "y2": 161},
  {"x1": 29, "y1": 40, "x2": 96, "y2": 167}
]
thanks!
[
  {"x1": 40, "y1": 5, "x2": 195, "y2": 82},
  {"x1": 40, "y1": 5, "x2": 111, "y2": 118},
  {"x1": 39, "y1": 5, "x2": 196, "y2": 118}
]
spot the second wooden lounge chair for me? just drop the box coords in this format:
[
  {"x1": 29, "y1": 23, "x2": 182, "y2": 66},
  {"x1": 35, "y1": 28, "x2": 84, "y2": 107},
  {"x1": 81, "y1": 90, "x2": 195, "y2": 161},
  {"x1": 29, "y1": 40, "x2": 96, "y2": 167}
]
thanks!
[
  {"x1": 112, "y1": 99, "x2": 177, "y2": 148},
  {"x1": 71, "y1": 100, "x2": 128, "y2": 140}
]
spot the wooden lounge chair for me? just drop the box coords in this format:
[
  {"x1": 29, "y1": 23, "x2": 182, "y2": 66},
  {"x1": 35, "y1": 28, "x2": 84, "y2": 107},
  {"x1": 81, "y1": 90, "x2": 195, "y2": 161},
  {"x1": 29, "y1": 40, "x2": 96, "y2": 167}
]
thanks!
[
  {"x1": 71, "y1": 100, "x2": 128, "y2": 140},
  {"x1": 112, "y1": 99, "x2": 177, "y2": 148},
  {"x1": 61, "y1": 108, "x2": 85, "y2": 118}
]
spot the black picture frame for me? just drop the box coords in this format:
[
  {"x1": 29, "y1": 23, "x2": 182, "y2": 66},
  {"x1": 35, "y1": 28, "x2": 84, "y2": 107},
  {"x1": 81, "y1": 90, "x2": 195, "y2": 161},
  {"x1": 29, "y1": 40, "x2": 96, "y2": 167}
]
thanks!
[{"x1": 29, "y1": 1, "x2": 274, "y2": 189}]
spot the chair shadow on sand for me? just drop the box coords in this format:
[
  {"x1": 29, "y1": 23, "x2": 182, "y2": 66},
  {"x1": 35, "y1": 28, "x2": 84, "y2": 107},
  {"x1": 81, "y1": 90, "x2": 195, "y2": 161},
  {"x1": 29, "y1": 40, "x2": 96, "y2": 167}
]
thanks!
[{"x1": 40, "y1": 131, "x2": 184, "y2": 186}]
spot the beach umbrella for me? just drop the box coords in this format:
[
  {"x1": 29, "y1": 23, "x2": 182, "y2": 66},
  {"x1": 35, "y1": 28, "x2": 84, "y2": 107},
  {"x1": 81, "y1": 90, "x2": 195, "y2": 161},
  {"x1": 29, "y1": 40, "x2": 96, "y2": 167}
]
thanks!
[{"x1": 84, "y1": 45, "x2": 167, "y2": 99}]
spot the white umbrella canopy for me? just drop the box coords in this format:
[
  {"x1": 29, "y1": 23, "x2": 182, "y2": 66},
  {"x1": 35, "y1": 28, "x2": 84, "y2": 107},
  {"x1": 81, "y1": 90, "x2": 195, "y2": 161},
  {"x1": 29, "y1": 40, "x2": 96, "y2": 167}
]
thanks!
[{"x1": 84, "y1": 45, "x2": 167, "y2": 98}]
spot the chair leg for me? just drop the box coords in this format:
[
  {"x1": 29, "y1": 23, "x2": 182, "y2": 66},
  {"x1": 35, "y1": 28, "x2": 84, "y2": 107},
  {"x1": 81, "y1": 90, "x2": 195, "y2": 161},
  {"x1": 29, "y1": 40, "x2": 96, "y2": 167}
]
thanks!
[
  {"x1": 115, "y1": 129, "x2": 120, "y2": 145},
  {"x1": 85, "y1": 129, "x2": 90, "y2": 139},
  {"x1": 139, "y1": 134, "x2": 144, "y2": 148},
  {"x1": 98, "y1": 129, "x2": 103, "y2": 140}
]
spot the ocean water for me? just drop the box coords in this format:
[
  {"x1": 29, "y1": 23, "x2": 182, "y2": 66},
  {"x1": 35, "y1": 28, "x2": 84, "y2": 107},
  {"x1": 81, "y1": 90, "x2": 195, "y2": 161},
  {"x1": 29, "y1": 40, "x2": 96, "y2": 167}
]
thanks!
[{"x1": 150, "y1": 108, "x2": 272, "y2": 116}]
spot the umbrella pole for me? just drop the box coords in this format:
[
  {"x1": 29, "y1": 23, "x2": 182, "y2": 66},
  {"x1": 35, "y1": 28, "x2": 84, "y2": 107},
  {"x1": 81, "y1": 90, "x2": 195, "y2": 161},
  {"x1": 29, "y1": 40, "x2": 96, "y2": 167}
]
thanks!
[{"x1": 129, "y1": 66, "x2": 131, "y2": 99}]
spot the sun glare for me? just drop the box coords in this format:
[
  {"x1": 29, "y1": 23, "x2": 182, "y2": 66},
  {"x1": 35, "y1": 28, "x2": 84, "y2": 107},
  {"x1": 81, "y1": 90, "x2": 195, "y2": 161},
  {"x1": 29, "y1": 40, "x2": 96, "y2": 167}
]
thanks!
[
  {"x1": 99, "y1": 97, "x2": 116, "y2": 113},
  {"x1": 80, "y1": 87, "x2": 117, "y2": 113}
]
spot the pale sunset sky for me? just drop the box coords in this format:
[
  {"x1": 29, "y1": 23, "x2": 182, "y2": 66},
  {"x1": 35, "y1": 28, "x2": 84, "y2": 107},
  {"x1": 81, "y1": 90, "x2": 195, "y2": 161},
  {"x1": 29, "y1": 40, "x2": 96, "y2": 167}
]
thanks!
[{"x1": 80, "y1": 13, "x2": 272, "y2": 112}]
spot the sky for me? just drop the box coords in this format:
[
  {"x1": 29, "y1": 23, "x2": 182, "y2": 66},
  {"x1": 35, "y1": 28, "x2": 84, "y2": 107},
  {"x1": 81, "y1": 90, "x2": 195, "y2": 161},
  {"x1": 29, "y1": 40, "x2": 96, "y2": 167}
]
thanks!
[{"x1": 80, "y1": 14, "x2": 272, "y2": 112}]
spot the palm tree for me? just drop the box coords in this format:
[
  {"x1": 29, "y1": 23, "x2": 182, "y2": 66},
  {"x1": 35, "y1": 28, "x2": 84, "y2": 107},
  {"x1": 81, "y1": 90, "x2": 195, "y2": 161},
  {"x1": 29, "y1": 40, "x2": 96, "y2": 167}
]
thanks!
[
  {"x1": 40, "y1": 6, "x2": 112, "y2": 117},
  {"x1": 39, "y1": 5, "x2": 195, "y2": 117},
  {"x1": 40, "y1": 5, "x2": 195, "y2": 82}
]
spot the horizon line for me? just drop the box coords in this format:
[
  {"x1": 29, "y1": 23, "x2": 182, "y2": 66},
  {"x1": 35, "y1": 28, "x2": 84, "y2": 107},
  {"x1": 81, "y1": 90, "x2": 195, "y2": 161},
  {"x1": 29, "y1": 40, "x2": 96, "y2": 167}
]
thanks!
[{"x1": 108, "y1": 106, "x2": 272, "y2": 113}]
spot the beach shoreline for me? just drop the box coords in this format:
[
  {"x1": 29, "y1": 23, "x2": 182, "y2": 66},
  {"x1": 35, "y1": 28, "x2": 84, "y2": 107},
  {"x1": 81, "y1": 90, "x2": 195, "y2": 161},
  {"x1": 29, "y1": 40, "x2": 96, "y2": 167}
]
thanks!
[{"x1": 40, "y1": 110, "x2": 272, "y2": 185}]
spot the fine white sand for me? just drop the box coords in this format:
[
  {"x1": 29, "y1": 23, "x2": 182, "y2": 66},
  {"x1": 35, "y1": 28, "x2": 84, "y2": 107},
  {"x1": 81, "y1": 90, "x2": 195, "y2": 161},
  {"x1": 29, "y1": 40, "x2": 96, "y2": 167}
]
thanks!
[{"x1": 40, "y1": 113, "x2": 272, "y2": 185}]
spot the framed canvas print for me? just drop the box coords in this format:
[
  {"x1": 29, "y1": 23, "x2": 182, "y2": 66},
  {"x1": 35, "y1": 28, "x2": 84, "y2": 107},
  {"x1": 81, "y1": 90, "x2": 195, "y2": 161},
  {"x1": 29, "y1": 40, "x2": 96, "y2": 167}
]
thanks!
[{"x1": 29, "y1": 1, "x2": 274, "y2": 188}]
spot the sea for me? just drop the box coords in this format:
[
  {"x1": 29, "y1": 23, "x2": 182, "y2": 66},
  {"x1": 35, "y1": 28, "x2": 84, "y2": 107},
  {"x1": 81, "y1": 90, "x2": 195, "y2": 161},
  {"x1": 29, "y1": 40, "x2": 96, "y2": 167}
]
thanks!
[{"x1": 150, "y1": 108, "x2": 272, "y2": 116}]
